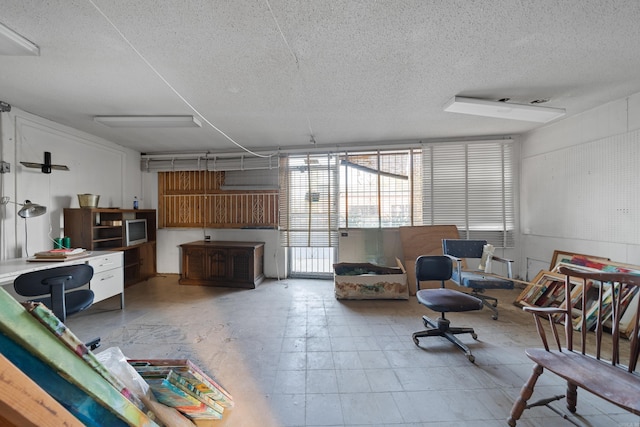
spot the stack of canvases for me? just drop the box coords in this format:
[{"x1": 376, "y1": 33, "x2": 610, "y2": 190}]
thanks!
[
  {"x1": 128, "y1": 359, "x2": 234, "y2": 424},
  {"x1": 0, "y1": 293, "x2": 158, "y2": 425},
  {"x1": 0, "y1": 287, "x2": 233, "y2": 426}
]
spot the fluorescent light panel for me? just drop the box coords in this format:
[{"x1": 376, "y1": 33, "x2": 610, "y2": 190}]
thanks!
[
  {"x1": 94, "y1": 115, "x2": 202, "y2": 128},
  {"x1": 0, "y1": 22, "x2": 39, "y2": 56},
  {"x1": 444, "y1": 96, "x2": 565, "y2": 123}
]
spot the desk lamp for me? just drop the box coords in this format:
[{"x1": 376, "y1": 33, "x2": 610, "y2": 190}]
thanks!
[{"x1": 16, "y1": 200, "x2": 47, "y2": 218}]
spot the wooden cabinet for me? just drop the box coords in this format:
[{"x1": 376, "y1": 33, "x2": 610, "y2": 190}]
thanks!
[
  {"x1": 179, "y1": 241, "x2": 264, "y2": 289},
  {"x1": 138, "y1": 241, "x2": 157, "y2": 282},
  {"x1": 63, "y1": 208, "x2": 157, "y2": 287}
]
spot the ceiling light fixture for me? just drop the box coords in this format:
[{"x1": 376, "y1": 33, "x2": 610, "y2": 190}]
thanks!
[
  {"x1": 93, "y1": 115, "x2": 202, "y2": 128},
  {"x1": 0, "y1": 22, "x2": 40, "y2": 56},
  {"x1": 444, "y1": 96, "x2": 565, "y2": 123}
]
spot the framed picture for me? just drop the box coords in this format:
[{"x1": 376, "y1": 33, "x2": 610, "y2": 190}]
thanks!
[
  {"x1": 516, "y1": 270, "x2": 582, "y2": 309},
  {"x1": 549, "y1": 250, "x2": 610, "y2": 271}
]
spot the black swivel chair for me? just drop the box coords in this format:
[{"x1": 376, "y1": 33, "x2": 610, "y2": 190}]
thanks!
[
  {"x1": 412, "y1": 255, "x2": 483, "y2": 362},
  {"x1": 14, "y1": 264, "x2": 100, "y2": 349}
]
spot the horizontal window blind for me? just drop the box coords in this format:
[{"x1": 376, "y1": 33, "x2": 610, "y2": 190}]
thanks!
[
  {"x1": 422, "y1": 142, "x2": 514, "y2": 247},
  {"x1": 280, "y1": 154, "x2": 339, "y2": 247}
]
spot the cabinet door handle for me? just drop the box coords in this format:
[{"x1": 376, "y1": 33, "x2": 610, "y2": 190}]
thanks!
[
  {"x1": 100, "y1": 275, "x2": 114, "y2": 281},
  {"x1": 99, "y1": 262, "x2": 114, "y2": 267}
]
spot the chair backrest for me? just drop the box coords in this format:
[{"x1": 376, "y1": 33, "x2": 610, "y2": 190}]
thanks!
[
  {"x1": 539, "y1": 267, "x2": 640, "y2": 372},
  {"x1": 442, "y1": 239, "x2": 487, "y2": 259},
  {"x1": 14, "y1": 264, "x2": 94, "y2": 321},
  {"x1": 415, "y1": 255, "x2": 452, "y2": 290}
]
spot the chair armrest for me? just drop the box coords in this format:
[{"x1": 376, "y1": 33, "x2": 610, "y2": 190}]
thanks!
[
  {"x1": 522, "y1": 306, "x2": 565, "y2": 315},
  {"x1": 443, "y1": 253, "x2": 462, "y2": 263},
  {"x1": 443, "y1": 254, "x2": 463, "y2": 280},
  {"x1": 522, "y1": 305, "x2": 567, "y2": 351},
  {"x1": 490, "y1": 255, "x2": 514, "y2": 278}
]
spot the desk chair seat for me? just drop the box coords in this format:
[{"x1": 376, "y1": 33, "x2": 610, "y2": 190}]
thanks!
[
  {"x1": 442, "y1": 239, "x2": 515, "y2": 320},
  {"x1": 412, "y1": 255, "x2": 483, "y2": 362},
  {"x1": 31, "y1": 288, "x2": 94, "y2": 318},
  {"x1": 14, "y1": 264, "x2": 100, "y2": 350}
]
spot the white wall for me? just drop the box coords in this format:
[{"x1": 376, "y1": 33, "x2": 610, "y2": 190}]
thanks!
[
  {"x1": 519, "y1": 92, "x2": 640, "y2": 280},
  {"x1": 0, "y1": 108, "x2": 141, "y2": 260}
]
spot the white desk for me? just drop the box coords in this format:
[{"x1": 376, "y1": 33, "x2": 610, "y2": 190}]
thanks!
[{"x1": 0, "y1": 251, "x2": 125, "y2": 308}]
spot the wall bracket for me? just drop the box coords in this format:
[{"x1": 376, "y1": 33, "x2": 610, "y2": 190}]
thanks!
[{"x1": 0, "y1": 161, "x2": 10, "y2": 173}]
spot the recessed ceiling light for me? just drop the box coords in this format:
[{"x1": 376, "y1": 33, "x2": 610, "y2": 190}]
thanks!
[
  {"x1": 444, "y1": 96, "x2": 565, "y2": 123},
  {"x1": 94, "y1": 115, "x2": 202, "y2": 128},
  {"x1": 0, "y1": 22, "x2": 39, "y2": 56}
]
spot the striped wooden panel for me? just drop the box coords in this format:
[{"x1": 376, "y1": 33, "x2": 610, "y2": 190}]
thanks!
[
  {"x1": 160, "y1": 171, "x2": 224, "y2": 194},
  {"x1": 159, "y1": 171, "x2": 278, "y2": 228},
  {"x1": 204, "y1": 193, "x2": 278, "y2": 228}
]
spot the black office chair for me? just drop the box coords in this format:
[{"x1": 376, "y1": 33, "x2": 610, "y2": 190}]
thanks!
[
  {"x1": 412, "y1": 255, "x2": 483, "y2": 362},
  {"x1": 14, "y1": 264, "x2": 100, "y2": 349}
]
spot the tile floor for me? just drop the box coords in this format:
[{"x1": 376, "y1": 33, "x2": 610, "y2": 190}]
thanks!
[{"x1": 68, "y1": 275, "x2": 640, "y2": 427}]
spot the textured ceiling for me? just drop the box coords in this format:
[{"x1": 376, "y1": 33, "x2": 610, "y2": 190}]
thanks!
[{"x1": 2, "y1": 1, "x2": 640, "y2": 155}]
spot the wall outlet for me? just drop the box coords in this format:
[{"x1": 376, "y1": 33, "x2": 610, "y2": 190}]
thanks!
[{"x1": 205, "y1": 235, "x2": 211, "y2": 241}]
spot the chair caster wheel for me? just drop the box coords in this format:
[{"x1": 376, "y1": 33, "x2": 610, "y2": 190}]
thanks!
[
  {"x1": 492, "y1": 302, "x2": 498, "y2": 307},
  {"x1": 467, "y1": 354, "x2": 475, "y2": 363},
  {"x1": 491, "y1": 314, "x2": 498, "y2": 320},
  {"x1": 413, "y1": 337, "x2": 420, "y2": 346},
  {"x1": 471, "y1": 333, "x2": 478, "y2": 340}
]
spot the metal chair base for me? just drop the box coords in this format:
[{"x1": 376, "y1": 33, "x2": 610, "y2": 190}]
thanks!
[{"x1": 412, "y1": 315, "x2": 478, "y2": 363}]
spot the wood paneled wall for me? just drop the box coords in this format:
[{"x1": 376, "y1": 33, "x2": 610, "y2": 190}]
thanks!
[{"x1": 158, "y1": 171, "x2": 278, "y2": 229}]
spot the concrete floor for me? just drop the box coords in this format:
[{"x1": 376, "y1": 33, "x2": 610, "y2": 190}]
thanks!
[{"x1": 67, "y1": 275, "x2": 640, "y2": 427}]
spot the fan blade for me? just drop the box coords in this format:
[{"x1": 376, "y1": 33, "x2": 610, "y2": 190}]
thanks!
[
  {"x1": 20, "y1": 162, "x2": 43, "y2": 169},
  {"x1": 20, "y1": 152, "x2": 69, "y2": 173}
]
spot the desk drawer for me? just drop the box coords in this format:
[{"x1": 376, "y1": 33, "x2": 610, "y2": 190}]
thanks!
[
  {"x1": 87, "y1": 252, "x2": 123, "y2": 274},
  {"x1": 91, "y1": 268, "x2": 123, "y2": 302}
]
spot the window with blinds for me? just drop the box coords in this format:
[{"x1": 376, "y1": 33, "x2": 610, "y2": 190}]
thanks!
[
  {"x1": 279, "y1": 141, "x2": 514, "y2": 249},
  {"x1": 422, "y1": 141, "x2": 515, "y2": 247},
  {"x1": 339, "y1": 150, "x2": 421, "y2": 228},
  {"x1": 279, "y1": 154, "x2": 340, "y2": 247}
]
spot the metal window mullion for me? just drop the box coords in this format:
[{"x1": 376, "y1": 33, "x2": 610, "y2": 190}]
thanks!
[
  {"x1": 409, "y1": 148, "x2": 414, "y2": 225},
  {"x1": 344, "y1": 151, "x2": 349, "y2": 229},
  {"x1": 501, "y1": 144, "x2": 507, "y2": 247},
  {"x1": 464, "y1": 144, "x2": 469, "y2": 239},
  {"x1": 306, "y1": 154, "x2": 312, "y2": 247},
  {"x1": 427, "y1": 145, "x2": 435, "y2": 225},
  {"x1": 326, "y1": 153, "x2": 332, "y2": 246},
  {"x1": 377, "y1": 150, "x2": 382, "y2": 228}
]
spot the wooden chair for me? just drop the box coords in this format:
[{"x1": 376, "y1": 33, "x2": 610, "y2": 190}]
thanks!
[{"x1": 508, "y1": 267, "x2": 640, "y2": 426}]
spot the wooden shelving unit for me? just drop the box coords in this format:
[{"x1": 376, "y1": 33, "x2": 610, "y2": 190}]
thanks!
[{"x1": 63, "y1": 208, "x2": 157, "y2": 286}]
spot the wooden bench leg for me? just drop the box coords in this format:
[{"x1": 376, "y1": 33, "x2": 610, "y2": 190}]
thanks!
[
  {"x1": 508, "y1": 364, "x2": 543, "y2": 427},
  {"x1": 566, "y1": 381, "x2": 577, "y2": 413}
]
